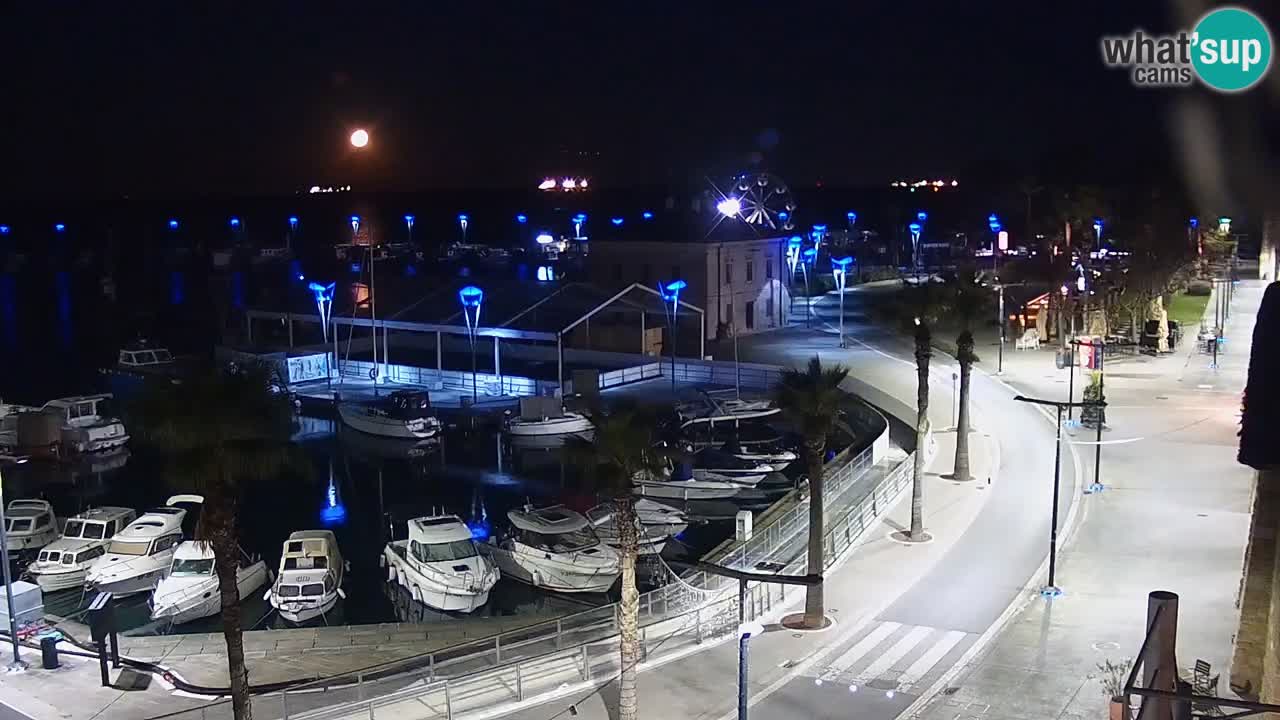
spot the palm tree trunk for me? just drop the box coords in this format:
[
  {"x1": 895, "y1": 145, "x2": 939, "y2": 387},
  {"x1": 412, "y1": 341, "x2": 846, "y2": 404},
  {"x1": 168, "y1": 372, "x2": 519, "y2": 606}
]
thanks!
[
  {"x1": 953, "y1": 358, "x2": 972, "y2": 481},
  {"x1": 911, "y1": 326, "x2": 931, "y2": 539},
  {"x1": 803, "y1": 438, "x2": 825, "y2": 627},
  {"x1": 210, "y1": 486, "x2": 252, "y2": 720},
  {"x1": 614, "y1": 496, "x2": 640, "y2": 720}
]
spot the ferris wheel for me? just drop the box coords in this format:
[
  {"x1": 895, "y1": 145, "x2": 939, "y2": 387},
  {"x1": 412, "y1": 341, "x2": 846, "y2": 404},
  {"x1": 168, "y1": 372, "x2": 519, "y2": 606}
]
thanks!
[{"x1": 722, "y1": 172, "x2": 797, "y2": 231}]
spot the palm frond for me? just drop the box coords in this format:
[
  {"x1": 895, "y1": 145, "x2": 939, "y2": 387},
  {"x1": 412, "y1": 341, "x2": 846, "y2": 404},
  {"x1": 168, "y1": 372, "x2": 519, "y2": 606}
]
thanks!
[{"x1": 774, "y1": 356, "x2": 849, "y2": 441}]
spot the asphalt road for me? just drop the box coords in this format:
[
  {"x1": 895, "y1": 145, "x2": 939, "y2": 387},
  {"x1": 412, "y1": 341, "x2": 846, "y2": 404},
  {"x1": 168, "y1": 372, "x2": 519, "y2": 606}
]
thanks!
[{"x1": 0, "y1": 702, "x2": 34, "y2": 720}]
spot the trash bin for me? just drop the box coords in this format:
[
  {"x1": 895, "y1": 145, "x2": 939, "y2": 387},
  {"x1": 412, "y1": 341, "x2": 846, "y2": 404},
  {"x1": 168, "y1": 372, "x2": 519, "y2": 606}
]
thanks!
[{"x1": 40, "y1": 634, "x2": 59, "y2": 669}]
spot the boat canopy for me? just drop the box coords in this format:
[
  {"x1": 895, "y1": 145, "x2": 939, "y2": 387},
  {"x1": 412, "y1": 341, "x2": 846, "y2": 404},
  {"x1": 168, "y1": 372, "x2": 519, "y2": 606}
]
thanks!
[
  {"x1": 508, "y1": 506, "x2": 589, "y2": 534},
  {"x1": 282, "y1": 530, "x2": 338, "y2": 570}
]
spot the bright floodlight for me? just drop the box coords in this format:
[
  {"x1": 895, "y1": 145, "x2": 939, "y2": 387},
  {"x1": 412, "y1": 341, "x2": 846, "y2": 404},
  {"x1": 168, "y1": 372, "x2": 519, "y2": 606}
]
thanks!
[
  {"x1": 717, "y1": 197, "x2": 742, "y2": 217},
  {"x1": 168, "y1": 219, "x2": 179, "y2": 230},
  {"x1": 350, "y1": 129, "x2": 369, "y2": 148},
  {"x1": 536, "y1": 233, "x2": 554, "y2": 245}
]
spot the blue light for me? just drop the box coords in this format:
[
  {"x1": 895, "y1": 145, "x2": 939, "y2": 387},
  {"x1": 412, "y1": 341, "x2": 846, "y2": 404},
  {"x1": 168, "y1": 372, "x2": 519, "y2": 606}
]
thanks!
[
  {"x1": 1189, "y1": 217, "x2": 1199, "y2": 228},
  {"x1": 350, "y1": 262, "x2": 362, "y2": 273},
  {"x1": 459, "y1": 285, "x2": 484, "y2": 307},
  {"x1": 404, "y1": 214, "x2": 415, "y2": 227},
  {"x1": 288, "y1": 216, "x2": 299, "y2": 229},
  {"x1": 466, "y1": 520, "x2": 491, "y2": 541},
  {"x1": 405, "y1": 264, "x2": 417, "y2": 277},
  {"x1": 987, "y1": 213, "x2": 999, "y2": 224},
  {"x1": 168, "y1": 219, "x2": 179, "y2": 230},
  {"x1": 642, "y1": 211, "x2": 654, "y2": 220},
  {"x1": 832, "y1": 256, "x2": 853, "y2": 269},
  {"x1": 54, "y1": 223, "x2": 66, "y2": 233},
  {"x1": 802, "y1": 248, "x2": 817, "y2": 261},
  {"x1": 916, "y1": 212, "x2": 928, "y2": 222},
  {"x1": 989, "y1": 222, "x2": 1001, "y2": 233},
  {"x1": 813, "y1": 224, "x2": 828, "y2": 233},
  {"x1": 846, "y1": 211, "x2": 857, "y2": 222},
  {"x1": 536, "y1": 233, "x2": 554, "y2": 245},
  {"x1": 230, "y1": 217, "x2": 241, "y2": 228},
  {"x1": 458, "y1": 213, "x2": 469, "y2": 222},
  {"x1": 350, "y1": 215, "x2": 360, "y2": 223},
  {"x1": 516, "y1": 213, "x2": 528, "y2": 224},
  {"x1": 778, "y1": 211, "x2": 790, "y2": 220},
  {"x1": 611, "y1": 217, "x2": 624, "y2": 226},
  {"x1": 788, "y1": 236, "x2": 803, "y2": 249},
  {"x1": 573, "y1": 213, "x2": 587, "y2": 222},
  {"x1": 0, "y1": 226, "x2": 8, "y2": 235},
  {"x1": 909, "y1": 222, "x2": 922, "y2": 234},
  {"x1": 664, "y1": 279, "x2": 688, "y2": 293}
]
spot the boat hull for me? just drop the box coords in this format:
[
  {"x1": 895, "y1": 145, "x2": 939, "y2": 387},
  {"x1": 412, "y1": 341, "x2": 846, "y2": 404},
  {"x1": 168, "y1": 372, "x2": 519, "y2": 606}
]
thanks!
[
  {"x1": 274, "y1": 594, "x2": 339, "y2": 623},
  {"x1": 338, "y1": 403, "x2": 440, "y2": 439},
  {"x1": 507, "y1": 415, "x2": 594, "y2": 437},
  {"x1": 30, "y1": 567, "x2": 88, "y2": 593},
  {"x1": 151, "y1": 563, "x2": 269, "y2": 625},
  {"x1": 480, "y1": 545, "x2": 617, "y2": 594},
  {"x1": 90, "y1": 567, "x2": 167, "y2": 597},
  {"x1": 633, "y1": 481, "x2": 741, "y2": 501}
]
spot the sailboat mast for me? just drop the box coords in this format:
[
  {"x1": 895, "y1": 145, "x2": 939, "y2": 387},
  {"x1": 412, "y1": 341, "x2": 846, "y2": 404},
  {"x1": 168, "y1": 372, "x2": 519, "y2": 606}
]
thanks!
[{"x1": 370, "y1": 243, "x2": 378, "y2": 393}]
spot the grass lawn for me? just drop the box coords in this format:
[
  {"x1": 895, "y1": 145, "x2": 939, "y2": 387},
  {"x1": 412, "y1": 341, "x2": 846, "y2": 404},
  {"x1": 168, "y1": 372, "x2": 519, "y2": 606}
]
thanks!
[{"x1": 1167, "y1": 292, "x2": 1211, "y2": 329}]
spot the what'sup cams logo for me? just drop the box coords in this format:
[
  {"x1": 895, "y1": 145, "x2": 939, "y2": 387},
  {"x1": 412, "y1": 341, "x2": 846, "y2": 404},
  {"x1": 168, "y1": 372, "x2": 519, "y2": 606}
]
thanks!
[{"x1": 1101, "y1": 6, "x2": 1272, "y2": 92}]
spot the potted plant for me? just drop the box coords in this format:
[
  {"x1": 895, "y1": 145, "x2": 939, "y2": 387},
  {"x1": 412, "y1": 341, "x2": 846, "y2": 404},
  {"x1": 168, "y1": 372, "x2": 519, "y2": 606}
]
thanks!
[{"x1": 1098, "y1": 658, "x2": 1132, "y2": 719}]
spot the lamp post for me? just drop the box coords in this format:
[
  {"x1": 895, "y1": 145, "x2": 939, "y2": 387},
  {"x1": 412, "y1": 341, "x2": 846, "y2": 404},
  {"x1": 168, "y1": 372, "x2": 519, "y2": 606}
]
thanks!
[
  {"x1": 908, "y1": 222, "x2": 922, "y2": 281},
  {"x1": 458, "y1": 214, "x2": 469, "y2": 244},
  {"x1": 832, "y1": 257, "x2": 852, "y2": 348},
  {"x1": 572, "y1": 213, "x2": 586, "y2": 241},
  {"x1": 0, "y1": 455, "x2": 30, "y2": 669},
  {"x1": 801, "y1": 248, "x2": 816, "y2": 328},
  {"x1": 459, "y1": 286, "x2": 483, "y2": 403},
  {"x1": 988, "y1": 214, "x2": 1002, "y2": 275},
  {"x1": 404, "y1": 214, "x2": 415, "y2": 244},
  {"x1": 1013, "y1": 395, "x2": 1104, "y2": 595},
  {"x1": 659, "y1": 280, "x2": 687, "y2": 394},
  {"x1": 811, "y1": 225, "x2": 828, "y2": 254}
]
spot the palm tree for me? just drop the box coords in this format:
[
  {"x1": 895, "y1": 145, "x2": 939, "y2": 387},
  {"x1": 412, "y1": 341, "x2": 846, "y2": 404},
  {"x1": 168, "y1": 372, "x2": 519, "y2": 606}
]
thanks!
[
  {"x1": 565, "y1": 408, "x2": 665, "y2": 720},
  {"x1": 773, "y1": 356, "x2": 850, "y2": 628},
  {"x1": 911, "y1": 318, "x2": 932, "y2": 538},
  {"x1": 950, "y1": 269, "x2": 984, "y2": 482},
  {"x1": 129, "y1": 363, "x2": 307, "y2": 720}
]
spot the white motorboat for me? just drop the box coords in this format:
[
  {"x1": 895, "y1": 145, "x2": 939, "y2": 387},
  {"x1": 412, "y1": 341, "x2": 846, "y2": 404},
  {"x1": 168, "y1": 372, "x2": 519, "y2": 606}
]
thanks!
[
  {"x1": 479, "y1": 506, "x2": 619, "y2": 594},
  {"x1": 265, "y1": 530, "x2": 346, "y2": 623},
  {"x1": 116, "y1": 344, "x2": 176, "y2": 373},
  {"x1": 719, "y1": 440, "x2": 797, "y2": 467},
  {"x1": 382, "y1": 515, "x2": 498, "y2": 613},
  {"x1": 4, "y1": 500, "x2": 60, "y2": 556},
  {"x1": 338, "y1": 390, "x2": 442, "y2": 440},
  {"x1": 690, "y1": 448, "x2": 775, "y2": 483},
  {"x1": 632, "y1": 472, "x2": 743, "y2": 501},
  {"x1": 586, "y1": 499, "x2": 689, "y2": 556},
  {"x1": 85, "y1": 495, "x2": 203, "y2": 596},
  {"x1": 42, "y1": 395, "x2": 130, "y2": 453},
  {"x1": 506, "y1": 397, "x2": 593, "y2": 437},
  {"x1": 677, "y1": 391, "x2": 779, "y2": 429},
  {"x1": 27, "y1": 506, "x2": 136, "y2": 592},
  {"x1": 150, "y1": 542, "x2": 270, "y2": 625},
  {"x1": 0, "y1": 403, "x2": 37, "y2": 450}
]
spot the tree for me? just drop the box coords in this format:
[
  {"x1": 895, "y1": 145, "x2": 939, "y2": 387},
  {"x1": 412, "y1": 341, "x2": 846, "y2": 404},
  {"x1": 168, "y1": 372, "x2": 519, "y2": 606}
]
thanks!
[
  {"x1": 911, "y1": 318, "x2": 931, "y2": 538},
  {"x1": 129, "y1": 365, "x2": 307, "y2": 720},
  {"x1": 773, "y1": 356, "x2": 849, "y2": 627},
  {"x1": 565, "y1": 408, "x2": 666, "y2": 720},
  {"x1": 950, "y1": 269, "x2": 984, "y2": 482}
]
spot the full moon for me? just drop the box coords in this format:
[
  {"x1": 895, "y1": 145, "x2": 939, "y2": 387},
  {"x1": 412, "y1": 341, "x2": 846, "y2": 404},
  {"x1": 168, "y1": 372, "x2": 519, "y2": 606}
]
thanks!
[{"x1": 350, "y1": 129, "x2": 369, "y2": 148}]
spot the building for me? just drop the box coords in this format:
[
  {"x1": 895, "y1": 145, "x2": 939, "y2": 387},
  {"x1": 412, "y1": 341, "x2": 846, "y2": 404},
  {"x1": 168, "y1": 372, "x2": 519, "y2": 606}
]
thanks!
[{"x1": 587, "y1": 235, "x2": 791, "y2": 340}]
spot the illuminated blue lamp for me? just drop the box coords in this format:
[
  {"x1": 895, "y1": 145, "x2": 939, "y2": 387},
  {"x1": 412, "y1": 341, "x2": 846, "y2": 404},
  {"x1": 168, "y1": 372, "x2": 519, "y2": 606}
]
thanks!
[
  {"x1": 659, "y1": 279, "x2": 687, "y2": 303},
  {"x1": 289, "y1": 216, "x2": 299, "y2": 229},
  {"x1": 1093, "y1": 217, "x2": 1103, "y2": 234},
  {"x1": 466, "y1": 520, "x2": 491, "y2": 541},
  {"x1": 573, "y1": 213, "x2": 587, "y2": 222},
  {"x1": 846, "y1": 211, "x2": 857, "y2": 222},
  {"x1": 230, "y1": 217, "x2": 240, "y2": 228},
  {"x1": 307, "y1": 281, "x2": 336, "y2": 305},
  {"x1": 0, "y1": 225, "x2": 9, "y2": 235},
  {"x1": 458, "y1": 213, "x2": 469, "y2": 223},
  {"x1": 831, "y1": 256, "x2": 853, "y2": 270},
  {"x1": 642, "y1": 211, "x2": 654, "y2": 220},
  {"x1": 516, "y1": 213, "x2": 528, "y2": 224},
  {"x1": 987, "y1": 213, "x2": 998, "y2": 224},
  {"x1": 989, "y1": 221, "x2": 1002, "y2": 233},
  {"x1": 778, "y1": 211, "x2": 790, "y2": 220},
  {"x1": 611, "y1": 217, "x2": 624, "y2": 226},
  {"x1": 404, "y1": 214, "x2": 415, "y2": 229},
  {"x1": 54, "y1": 223, "x2": 66, "y2": 233},
  {"x1": 349, "y1": 262, "x2": 361, "y2": 273},
  {"x1": 788, "y1": 236, "x2": 804, "y2": 250},
  {"x1": 168, "y1": 219, "x2": 179, "y2": 230},
  {"x1": 916, "y1": 211, "x2": 928, "y2": 222},
  {"x1": 458, "y1": 285, "x2": 484, "y2": 308},
  {"x1": 536, "y1": 232, "x2": 554, "y2": 245},
  {"x1": 1189, "y1": 217, "x2": 1199, "y2": 228},
  {"x1": 908, "y1": 222, "x2": 922, "y2": 234},
  {"x1": 802, "y1": 247, "x2": 817, "y2": 261},
  {"x1": 813, "y1": 224, "x2": 828, "y2": 233},
  {"x1": 320, "y1": 481, "x2": 347, "y2": 527}
]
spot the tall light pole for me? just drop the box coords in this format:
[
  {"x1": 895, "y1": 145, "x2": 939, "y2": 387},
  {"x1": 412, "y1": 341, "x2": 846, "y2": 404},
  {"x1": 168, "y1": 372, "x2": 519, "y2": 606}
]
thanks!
[
  {"x1": 801, "y1": 248, "x2": 816, "y2": 328},
  {"x1": 908, "y1": 222, "x2": 922, "y2": 281},
  {"x1": 459, "y1": 286, "x2": 483, "y2": 403},
  {"x1": 811, "y1": 224, "x2": 828, "y2": 254},
  {"x1": 786, "y1": 237, "x2": 802, "y2": 327},
  {"x1": 832, "y1": 256, "x2": 852, "y2": 348},
  {"x1": 458, "y1": 214, "x2": 469, "y2": 244},
  {"x1": 659, "y1": 280, "x2": 686, "y2": 394},
  {"x1": 0, "y1": 455, "x2": 31, "y2": 669},
  {"x1": 572, "y1": 213, "x2": 586, "y2": 241},
  {"x1": 404, "y1": 214, "x2": 415, "y2": 244},
  {"x1": 988, "y1": 214, "x2": 1002, "y2": 276}
]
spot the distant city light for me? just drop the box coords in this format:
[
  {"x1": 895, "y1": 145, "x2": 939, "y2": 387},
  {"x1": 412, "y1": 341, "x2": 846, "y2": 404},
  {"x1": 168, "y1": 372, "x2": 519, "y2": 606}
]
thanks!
[
  {"x1": 536, "y1": 233, "x2": 554, "y2": 245},
  {"x1": 611, "y1": 217, "x2": 625, "y2": 226},
  {"x1": 349, "y1": 128, "x2": 369, "y2": 148},
  {"x1": 516, "y1": 213, "x2": 528, "y2": 224},
  {"x1": 538, "y1": 178, "x2": 556, "y2": 190},
  {"x1": 717, "y1": 197, "x2": 742, "y2": 217},
  {"x1": 168, "y1": 219, "x2": 179, "y2": 230},
  {"x1": 562, "y1": 178, "x2": 577, "y2": 189},
  {"x1": 539, "y1": 176, "x2": 590, "y2": 192},
  {"x1": 891, "y1": 178, "x2": 960, "y2": 189},
  {"x1": 310, "y1": 185, "x2": 322, "y2": 193},
  {"x1": 642, "y1": 211, "x2": 654, "y2": 220}
]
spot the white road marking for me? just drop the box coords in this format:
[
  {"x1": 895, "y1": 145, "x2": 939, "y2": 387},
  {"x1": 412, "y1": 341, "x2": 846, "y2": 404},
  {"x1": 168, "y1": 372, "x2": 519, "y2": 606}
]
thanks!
[
  {"x1": 817, "y1": 622, "x2": 901, "y2": 680},
  {"x1": 852, "y1": 625, "x2": 932, "y2": 684},
  {"x1": 895, "y1": 630, "x2": 966, "y2": 689}
]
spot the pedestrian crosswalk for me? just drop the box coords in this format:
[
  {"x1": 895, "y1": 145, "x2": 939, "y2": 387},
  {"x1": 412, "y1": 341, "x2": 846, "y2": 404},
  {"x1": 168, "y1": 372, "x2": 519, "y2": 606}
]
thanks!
[{"x1": 812, "y1": 621, "x2": 976, "y2": 694}]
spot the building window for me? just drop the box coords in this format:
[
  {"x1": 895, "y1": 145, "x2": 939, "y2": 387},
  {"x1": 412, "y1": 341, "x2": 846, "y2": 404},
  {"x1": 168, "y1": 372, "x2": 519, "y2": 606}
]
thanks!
[
  {"x1": 725, "y1": 263, "x2": 733, "y2": 285},
  {"x1": 745, "y1": 301, "x2": 755, "y2": 330},
  {"x1": 766, "y1": 259, "x2": 774, "y2": 280},
  {"x1": 767, "y1": 296, "x2": 774, "y2": 320},
  {"x1": 613, "y1": 264, "x2": 623, "y2": 282},
  {"x1": 746, "y1": 261, "x2": 754, "y2": 282}
]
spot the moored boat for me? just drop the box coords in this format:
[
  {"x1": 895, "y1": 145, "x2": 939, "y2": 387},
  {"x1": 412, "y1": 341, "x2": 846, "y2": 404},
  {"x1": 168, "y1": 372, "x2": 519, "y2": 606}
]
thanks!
[
  {"x1": 338, "y1": 390, "x2": 442, "y2": 440},
  {"x1": 382, "y1": 515, "x2": 498, "y2": 613},
  {"x1": 150, "y1": 542, "x2": 270, "y2": 625},
  {"x1": 265, "y1": 530, "x2": 346, "y2": 623},
  {"x1": 27, "y1": 506, "x2": 136, "y2": 592},
  {"x1": 479, "y1": 506, "x2": 619, "y2": 594}
]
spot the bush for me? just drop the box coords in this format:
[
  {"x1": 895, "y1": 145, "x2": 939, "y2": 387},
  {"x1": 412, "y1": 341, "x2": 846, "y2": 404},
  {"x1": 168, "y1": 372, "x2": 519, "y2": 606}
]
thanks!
[{"x1": 1185, "y1": 279, "x2": 1212, "y2": 296}]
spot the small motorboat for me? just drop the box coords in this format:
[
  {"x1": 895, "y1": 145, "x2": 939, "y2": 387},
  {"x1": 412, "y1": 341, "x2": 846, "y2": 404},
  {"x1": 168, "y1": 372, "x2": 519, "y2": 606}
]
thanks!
[
  {"x1": 677, "y1": 390, "x2": 779, "y2": 429},
  {"x1": 338, "y1": 390, "x2": 442, "y2": 440},
  {"x1": 631, "y1": 472, "x2": 744, "y2": 501},
  {"x1": 382, "y1": 515, "x2": 499, "y2": 613},
  {"x1": 4, "y1": 500, "x2": 60, "y2": 556},
  {"x1": 691, "y1": 448, "x2": 775, "y2": 483},
  {"x1": 85, "y1": 495, "x2": 203, "y2": 596},
  {"x1": 30, "y1": 395, "x2": 130, "y2": 454},
  {"x1": 150, "y1": 542, "x2": 270, "y2": 625},
  {"x1": 719, "y1": 439, "x2": 798, "y2": 467},
  {"x1": 586, "y1": 499, "x2": 689, "y2": 556},
  {"x1": 265, "y1": 530, "x2": 346, "y2": 623},
  {"x1": 506, "y1": 397, "x2": 593, "y2": 437},
  {"x1": 27, "y1": 506, "x2": 136, "y2": 592},
  {"x1": 479, "y1": 506, "x2": 619, "y2": 594}
]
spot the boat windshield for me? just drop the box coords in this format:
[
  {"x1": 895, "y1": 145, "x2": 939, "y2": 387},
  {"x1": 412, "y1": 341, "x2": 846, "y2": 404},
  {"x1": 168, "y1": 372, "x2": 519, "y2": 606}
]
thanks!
[
  {"x1": 82, "y1": 523, "x2": 105, "y2": 540},
  {"x1": 171, "y1": 558, "x2": 214, "y2": 576},
  {"x1": 63, "y1": 520, "x2": 84, "y2": 538},
  {"x1": 6, "y1": 518, "x2": 32, "y2": 532},
  {"x1": 107, "y1": 539, "x2": 151, "y2": 556},
  {"x1": 525, "y1": 527, "x2": 597, "y2": 553},
  {"x1": 411, "y1": 539, "x2": 477, "y2": 563}
]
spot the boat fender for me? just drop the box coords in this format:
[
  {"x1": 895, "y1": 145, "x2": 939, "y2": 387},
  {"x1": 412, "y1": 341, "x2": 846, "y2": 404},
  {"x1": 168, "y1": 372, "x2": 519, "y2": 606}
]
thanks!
[{"x1": 387, "y1": 564, "x2": 397, "y2": 582}]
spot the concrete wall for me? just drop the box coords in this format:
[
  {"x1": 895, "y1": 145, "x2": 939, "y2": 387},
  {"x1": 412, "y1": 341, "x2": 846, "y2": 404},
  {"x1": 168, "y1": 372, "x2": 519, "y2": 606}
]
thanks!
[{"x1": 1232, "y1": 468, "x2": 1280, "y2": 705}]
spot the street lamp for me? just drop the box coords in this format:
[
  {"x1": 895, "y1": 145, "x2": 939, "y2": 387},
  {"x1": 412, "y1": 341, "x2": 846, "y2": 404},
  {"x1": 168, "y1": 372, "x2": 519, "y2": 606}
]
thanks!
[
  {"x1": 404, "y1": 214, "x2": 415, "y2": 243},
  {"x1": 459, "y1": 285, "x2": 483, "y2": 404},
  {"x1": 811, "y1": 225, "x2": 828, "y2": 253},
  {"x1": 0, "y1": 454, "x2": 31, "y2": 669},
  {"x1": 168, "y1": 219, "x2": 179, "y2": 231},
  {"x1": 1218, "y1": 216, "x2": 1232, "y2": 234},
  {"x1": 573, "y1": 213, "x2": 586, "y2": 240},
  {"x1": 658, "y1": 280, "x2": 687, "y2": 393},
  {"x1": 738, "y1": 620, "x2": 765, "y2": 720},
  {"x1": 846, "y1": 211, "x2": 857, "y2": 230},
  {"x1": 908, "y1": 221, "x2": 922, "y2": 278},
  {"x1": 801, "y1": 248, "x2": 817, "y2": 328},
  {"x1": 1092, "y1": 217, "x2": 1103, "y2": 246},
  {"x1": 350, "y1": 215, "x2": 360, "y2": 240},
  {"x1": 988, "y1": 214, "x2": 1002, "y2": 275},
  {"x1": 458, "y1": 213, "x2": 469, "y2": 243},
  {"x1": 308, "y1": 282, "x2": 336, "y2": 342},
  {"x1": 832, "y1": 257, "x2": 852, "y2": 348},
  {"x1": 717, "y1": 197, "x2": 742, "y2": 218},
  {"x1": 515, "y1": 213, "x2": 528, "y2": 225}
]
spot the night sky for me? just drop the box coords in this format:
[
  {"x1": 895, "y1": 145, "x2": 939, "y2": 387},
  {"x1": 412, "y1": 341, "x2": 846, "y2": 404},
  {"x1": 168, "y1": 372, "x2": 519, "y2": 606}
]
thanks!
[{"x1": 5, "y1": 1, "x2": 1277, "y2": 198}]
